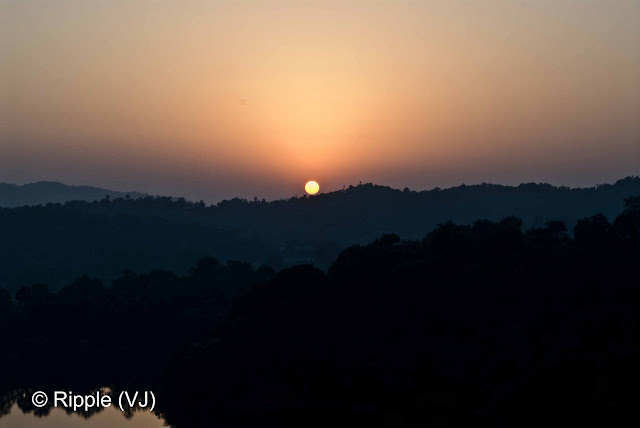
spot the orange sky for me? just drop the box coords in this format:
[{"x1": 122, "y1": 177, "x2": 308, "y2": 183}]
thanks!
[{"x1": 1, "y1": 0, "x2": 639, "y2": 201}]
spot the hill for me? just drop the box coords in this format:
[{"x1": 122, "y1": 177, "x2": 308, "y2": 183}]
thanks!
[
  {"x1": 0, "y1": 181, "x2": 147, "y2": 207},
  {"x1": 3, "y1": 197, "x2": 638, "y2": 426},
  {"x1": 160, "y1": 197, "x2": 640, "y2": 428},
  {"x1": 0, "y1": 176, "x2": 638, "y2": 291}
]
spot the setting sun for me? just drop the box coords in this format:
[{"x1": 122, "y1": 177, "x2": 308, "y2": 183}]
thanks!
[{"x1": 305, "y1": 181, "x2": 320, "y2": 195}]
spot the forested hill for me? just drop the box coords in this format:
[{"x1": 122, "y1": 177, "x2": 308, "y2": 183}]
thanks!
[
  {"x1": 4, "y1": 196, "x2": 638, "y2": 426},
  {"x1": 1, "y1": 176, "x2": 638, "y2": 291},
  {"x1": 0, "y1": 181, "x2": 147, "y2": 207}
]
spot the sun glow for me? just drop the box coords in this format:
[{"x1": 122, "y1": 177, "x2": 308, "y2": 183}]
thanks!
[{"x1": 305, "y1": 181, "x2": 320, "y2": 195}]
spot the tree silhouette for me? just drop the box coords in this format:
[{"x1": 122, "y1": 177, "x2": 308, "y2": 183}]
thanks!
[{"x1": 613, "y1": 196, "x2": 640, "y2": 248}]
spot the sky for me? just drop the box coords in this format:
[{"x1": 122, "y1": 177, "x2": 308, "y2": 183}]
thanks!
[{"x1": 1, "y1": 0, "x2": 639, "y2": 202}]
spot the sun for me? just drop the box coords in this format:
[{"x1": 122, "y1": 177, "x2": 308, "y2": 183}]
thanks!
[{"x1": 305, "y1": 180, "x2": 320, "y2": 195}]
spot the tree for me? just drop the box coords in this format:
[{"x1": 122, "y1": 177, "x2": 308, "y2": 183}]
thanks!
[
  {"x1": 574, "y1": 214, "x2": 612, "y2": 248},
  {"x1": 613, "y1": 196, "x2": 640, "y2": 248}
]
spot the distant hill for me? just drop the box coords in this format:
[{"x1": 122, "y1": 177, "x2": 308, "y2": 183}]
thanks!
[
  {"x1": 0, "y1": 181, "x2": 147, "y2": 207},
  {"x1": 0, "y1": 176, "x2": 639, "y2": 291}
]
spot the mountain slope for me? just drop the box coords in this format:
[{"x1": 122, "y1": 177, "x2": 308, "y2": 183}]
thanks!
[
  {"x1": 1, "y1": 177, "x2": 638, "y2": 291},
  {"x1": 0, "y1": 181, "x2": 147, "y2": 207}
]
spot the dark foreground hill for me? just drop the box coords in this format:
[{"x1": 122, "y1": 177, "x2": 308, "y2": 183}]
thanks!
[
  {"x1": 0, "y1": 181, "x2": 147, "y2": 207},
  {"x1": 2, "y1": 196, "x2": 639, "y2": 427},
  {"x1": 160, "y1": 197, "x2": 640, "y2": 428},
  {"x1": 1, "y1": 177, "x2": 639, "y2": 291}
]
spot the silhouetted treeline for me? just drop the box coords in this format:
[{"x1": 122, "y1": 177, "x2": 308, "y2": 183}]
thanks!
[
  {"x1": 160, "y1": 196, "x2": 640, "y2": 428},
  {"x1": 1, "y1": 196, "x2": 639, "y2": 426},
  {"x1": 1, "y1": 177, "x2": 639, "y2": 292},
  {"x1": 0, "y1": 259, "x2": 274, "y2": 392}
]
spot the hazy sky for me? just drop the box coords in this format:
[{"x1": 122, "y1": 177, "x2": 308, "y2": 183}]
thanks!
[{"x1": 1, "y1": 0, "x2": 639, "y2": 201}]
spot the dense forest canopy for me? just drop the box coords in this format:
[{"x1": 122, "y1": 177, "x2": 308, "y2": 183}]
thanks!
[
  {"x1": 1, "y1": 195, "x2": 638, "y2": 426},
  {"x1": 161, "y1": 196, "x2": 640, "y2": 427},
  {"x1": 0, "y1": 258, "x2": 275, "y2": 393}
]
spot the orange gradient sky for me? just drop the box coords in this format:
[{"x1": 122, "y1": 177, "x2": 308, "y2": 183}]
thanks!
[{"x1": 1, "y1": 0, "x2": 639, "y2": 201}]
